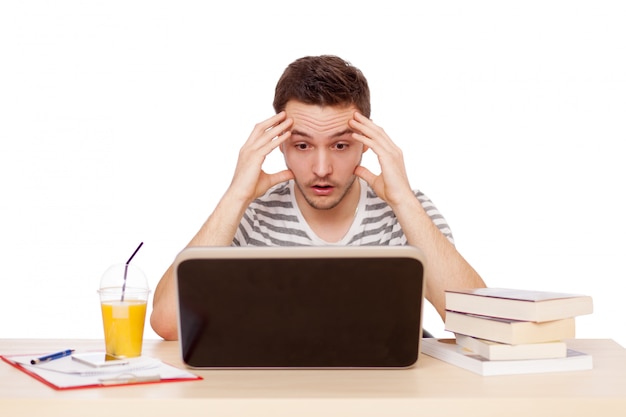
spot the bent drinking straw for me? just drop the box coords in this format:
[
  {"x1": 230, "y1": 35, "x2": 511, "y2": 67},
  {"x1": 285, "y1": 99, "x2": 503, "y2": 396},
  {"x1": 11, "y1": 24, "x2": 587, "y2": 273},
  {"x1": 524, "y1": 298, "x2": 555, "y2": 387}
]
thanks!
[{"x1": 121, "y1": 241, "x2": 144, "y2": 302}]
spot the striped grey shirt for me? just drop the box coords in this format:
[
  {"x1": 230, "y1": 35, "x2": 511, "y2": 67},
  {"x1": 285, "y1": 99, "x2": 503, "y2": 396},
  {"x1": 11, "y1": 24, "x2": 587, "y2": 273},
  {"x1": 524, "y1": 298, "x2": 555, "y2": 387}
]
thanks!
[{"x1": 233, "y1": 179, "x2": 454, "y2": 247}]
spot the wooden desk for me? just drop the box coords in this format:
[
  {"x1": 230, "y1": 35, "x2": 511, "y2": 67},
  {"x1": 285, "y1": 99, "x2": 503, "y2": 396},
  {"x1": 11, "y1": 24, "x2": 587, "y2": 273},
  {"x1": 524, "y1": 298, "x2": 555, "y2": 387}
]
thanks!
[{"x1": 1, "y1": 339, "x2": 625, "y2": 416}]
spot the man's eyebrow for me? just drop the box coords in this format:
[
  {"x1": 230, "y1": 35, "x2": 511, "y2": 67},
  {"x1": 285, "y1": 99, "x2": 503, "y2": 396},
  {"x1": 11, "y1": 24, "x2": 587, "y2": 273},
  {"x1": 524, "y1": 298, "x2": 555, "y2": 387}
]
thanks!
[
  {"x1": 290, "y1": 128, "x2": 354, "y2": 138},
  {"x1": 290, "y1": 129, "x2": 311, "y2": 138},
  {"x1": 332, "y1": 128, "x2": 354, "y2": 138}
]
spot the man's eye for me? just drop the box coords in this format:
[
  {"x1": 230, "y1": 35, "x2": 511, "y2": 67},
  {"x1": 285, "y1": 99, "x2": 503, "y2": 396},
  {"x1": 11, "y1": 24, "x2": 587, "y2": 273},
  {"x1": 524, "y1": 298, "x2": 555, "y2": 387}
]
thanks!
[
  {"x1": 335, "y1": 143, "x2": 348, "y2": 150},
  {"x1": 295, "y1": 143, "x2": 308, "y2": 150}
]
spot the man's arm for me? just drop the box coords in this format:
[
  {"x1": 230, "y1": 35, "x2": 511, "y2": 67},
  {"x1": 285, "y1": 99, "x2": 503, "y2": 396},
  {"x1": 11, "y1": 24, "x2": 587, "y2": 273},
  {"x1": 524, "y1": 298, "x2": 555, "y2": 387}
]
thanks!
[
  {"x1": 149, "y1": 193, "x2": 251, "y2": 340},
  {"x1": 150, "y1": 113, "x2": 294, "y2": 340},
  {"x1": 390, "y1": 196, "x2": 485, "y2": 320},
  {"x1": 349, "y1": 112, "x2": 486, "y2": 320}
]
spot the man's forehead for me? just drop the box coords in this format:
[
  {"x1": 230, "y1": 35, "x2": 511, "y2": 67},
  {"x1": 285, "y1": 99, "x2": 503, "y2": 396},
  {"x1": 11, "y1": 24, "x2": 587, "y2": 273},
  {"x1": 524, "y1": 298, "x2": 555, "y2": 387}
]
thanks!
[{"x1": 285, "y1": 101, "x2": 356, "y2": 135}]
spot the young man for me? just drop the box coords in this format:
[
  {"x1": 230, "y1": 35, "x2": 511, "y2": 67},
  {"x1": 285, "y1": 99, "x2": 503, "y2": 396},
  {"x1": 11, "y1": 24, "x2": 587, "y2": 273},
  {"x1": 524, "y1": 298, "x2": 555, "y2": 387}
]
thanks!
[{"x1": 150, "y1": 55, "x2": 486, "y2": 341}]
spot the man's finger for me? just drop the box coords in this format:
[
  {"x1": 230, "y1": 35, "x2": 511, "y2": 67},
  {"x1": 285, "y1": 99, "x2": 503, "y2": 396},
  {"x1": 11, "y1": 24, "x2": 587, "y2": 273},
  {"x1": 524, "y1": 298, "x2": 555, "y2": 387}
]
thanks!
[{"x1": 354, "y1": 166, "x2": 376, "y2": 186}]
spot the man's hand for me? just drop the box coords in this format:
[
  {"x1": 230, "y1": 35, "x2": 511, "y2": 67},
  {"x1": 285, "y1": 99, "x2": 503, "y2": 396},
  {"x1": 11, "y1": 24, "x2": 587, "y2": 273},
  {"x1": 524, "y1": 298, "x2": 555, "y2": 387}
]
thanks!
[
  {"x1": 349, "y1": 112, "x2": 414, "y2": 207},
  {"x1": 229, "y1": 111, "x2": 295, "y2": 204}
]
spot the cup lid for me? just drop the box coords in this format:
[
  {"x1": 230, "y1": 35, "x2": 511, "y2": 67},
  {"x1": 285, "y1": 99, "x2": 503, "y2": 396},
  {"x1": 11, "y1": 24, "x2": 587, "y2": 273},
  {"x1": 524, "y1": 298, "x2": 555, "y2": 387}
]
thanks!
[{"x1": 99, "y1": 263, "x2": 149, "y2": 290}]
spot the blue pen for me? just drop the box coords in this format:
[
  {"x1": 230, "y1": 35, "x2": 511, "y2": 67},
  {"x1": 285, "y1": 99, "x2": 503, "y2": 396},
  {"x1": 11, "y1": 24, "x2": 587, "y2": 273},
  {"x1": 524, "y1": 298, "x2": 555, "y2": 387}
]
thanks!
[{"x1": 30, "y1": 349, "x2": 75, "y2": 365}]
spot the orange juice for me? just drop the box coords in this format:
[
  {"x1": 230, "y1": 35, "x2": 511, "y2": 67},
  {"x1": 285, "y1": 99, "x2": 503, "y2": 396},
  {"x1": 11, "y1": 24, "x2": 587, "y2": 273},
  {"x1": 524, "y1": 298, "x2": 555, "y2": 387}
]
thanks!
[{"x1": 100, "y1": 299, "x2": 147, "y2": 358}]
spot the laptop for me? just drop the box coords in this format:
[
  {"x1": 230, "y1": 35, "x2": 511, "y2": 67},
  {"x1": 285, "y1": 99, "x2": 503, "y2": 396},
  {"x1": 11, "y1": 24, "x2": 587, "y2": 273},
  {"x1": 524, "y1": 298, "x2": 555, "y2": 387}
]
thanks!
[{"x1": 174, "y1": 245, "x2": 425, "y2": 369}]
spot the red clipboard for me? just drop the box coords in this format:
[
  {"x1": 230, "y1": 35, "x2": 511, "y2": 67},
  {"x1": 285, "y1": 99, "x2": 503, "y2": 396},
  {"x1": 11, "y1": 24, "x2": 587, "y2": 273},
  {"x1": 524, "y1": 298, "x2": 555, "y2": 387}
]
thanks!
[{"x1": 1, "y1": 353, "x2": 202, "y2": 390}]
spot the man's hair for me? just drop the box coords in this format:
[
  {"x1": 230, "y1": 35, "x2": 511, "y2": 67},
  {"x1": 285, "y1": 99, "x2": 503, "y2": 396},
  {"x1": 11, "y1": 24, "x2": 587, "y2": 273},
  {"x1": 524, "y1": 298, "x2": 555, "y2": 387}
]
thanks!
[{"x1": 273, "y1": 55, "x2": 371, "y2": 117}]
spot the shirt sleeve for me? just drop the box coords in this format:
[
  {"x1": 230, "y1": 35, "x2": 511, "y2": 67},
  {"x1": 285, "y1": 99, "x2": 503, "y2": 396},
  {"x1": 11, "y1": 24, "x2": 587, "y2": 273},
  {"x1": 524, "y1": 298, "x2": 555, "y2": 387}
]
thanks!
[{"x1": 415, "y1": 190, "x2": 455, "y2": 245}]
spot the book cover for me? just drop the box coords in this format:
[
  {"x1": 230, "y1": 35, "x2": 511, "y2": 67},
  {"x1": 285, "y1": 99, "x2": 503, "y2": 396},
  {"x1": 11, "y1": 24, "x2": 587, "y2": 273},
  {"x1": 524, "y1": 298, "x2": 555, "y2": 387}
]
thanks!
[
  {"x1": 445, "y1": 288, "x2": 593, "y2": 322},
  {"x1": 444, "y1": 311, "x2": 576, "y2": 344},
  {"x1": 421, "y1": 338, "x2": 592, "y2": 376},
  {"x1": 455, "y1": 334, "x2": 567, "y2": 360}
]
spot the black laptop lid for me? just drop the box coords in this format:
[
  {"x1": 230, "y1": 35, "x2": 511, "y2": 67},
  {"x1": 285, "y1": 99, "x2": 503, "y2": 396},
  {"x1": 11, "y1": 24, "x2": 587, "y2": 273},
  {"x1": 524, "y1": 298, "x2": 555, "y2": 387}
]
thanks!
[{"x1": 175, "y1": 246, "x2": 425, "y2": 368}]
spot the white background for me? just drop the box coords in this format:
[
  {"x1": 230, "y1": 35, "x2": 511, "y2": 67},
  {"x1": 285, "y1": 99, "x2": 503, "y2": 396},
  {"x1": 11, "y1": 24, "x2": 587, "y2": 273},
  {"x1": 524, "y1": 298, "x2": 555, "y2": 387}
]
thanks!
[{"x1": 1, "y1": 1, "x2": 624, "y2": 347}]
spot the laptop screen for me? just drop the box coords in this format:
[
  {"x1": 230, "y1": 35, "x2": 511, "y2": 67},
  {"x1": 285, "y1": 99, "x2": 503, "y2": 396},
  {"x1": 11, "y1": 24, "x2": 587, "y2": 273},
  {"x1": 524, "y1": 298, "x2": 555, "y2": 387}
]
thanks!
[{"x1": 175, "y1": 246, "x2": 425, "y2": 368}]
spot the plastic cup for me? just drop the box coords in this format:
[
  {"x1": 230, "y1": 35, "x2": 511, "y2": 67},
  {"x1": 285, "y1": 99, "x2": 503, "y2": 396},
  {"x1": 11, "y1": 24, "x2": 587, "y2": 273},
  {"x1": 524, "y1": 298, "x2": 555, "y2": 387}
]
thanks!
[{"x1": 98, "y1": 263, "x2": 150, "y2": 358}]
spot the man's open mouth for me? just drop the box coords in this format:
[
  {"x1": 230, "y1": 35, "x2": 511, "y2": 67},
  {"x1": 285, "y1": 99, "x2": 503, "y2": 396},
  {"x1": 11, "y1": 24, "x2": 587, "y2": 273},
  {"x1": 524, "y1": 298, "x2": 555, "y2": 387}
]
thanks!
[{"x1": 312, "y1": 184, "x2": 334, "y2": 195}]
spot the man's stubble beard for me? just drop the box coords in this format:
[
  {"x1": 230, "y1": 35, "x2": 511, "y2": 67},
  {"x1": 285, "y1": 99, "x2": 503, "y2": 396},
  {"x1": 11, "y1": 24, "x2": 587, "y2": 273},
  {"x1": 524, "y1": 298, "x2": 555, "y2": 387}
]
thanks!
[{"x1": 295, "y1": 174, "x2": 359, "y2": 211}]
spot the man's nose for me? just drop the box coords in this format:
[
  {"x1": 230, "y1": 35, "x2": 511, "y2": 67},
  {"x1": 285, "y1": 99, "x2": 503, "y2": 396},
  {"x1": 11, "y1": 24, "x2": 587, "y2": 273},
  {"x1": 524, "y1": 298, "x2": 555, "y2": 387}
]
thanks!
[{"x1": 312, "y1": 150, "x2": 332, "y2": 177}]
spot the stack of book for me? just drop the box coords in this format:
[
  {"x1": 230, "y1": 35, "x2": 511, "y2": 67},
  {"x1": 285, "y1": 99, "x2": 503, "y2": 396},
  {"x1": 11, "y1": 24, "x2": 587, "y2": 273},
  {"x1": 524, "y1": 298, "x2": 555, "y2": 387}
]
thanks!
[{"x1": 421, "y1": 288, "x2": 594, "y2": 376}]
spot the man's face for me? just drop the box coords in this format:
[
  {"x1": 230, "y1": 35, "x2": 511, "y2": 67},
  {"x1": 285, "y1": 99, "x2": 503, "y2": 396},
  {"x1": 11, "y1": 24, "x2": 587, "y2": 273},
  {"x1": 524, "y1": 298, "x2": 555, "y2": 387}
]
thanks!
[{"x1": 281, "y1": 101, "x2": 368, "y2": 211}]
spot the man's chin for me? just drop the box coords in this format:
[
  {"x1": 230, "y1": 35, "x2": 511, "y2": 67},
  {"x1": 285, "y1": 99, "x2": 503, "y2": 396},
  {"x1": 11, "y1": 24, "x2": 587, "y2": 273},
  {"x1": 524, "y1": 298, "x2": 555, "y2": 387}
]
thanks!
[{"x1": 303, "y1": 196, "x2": 341, "y2": 211}]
